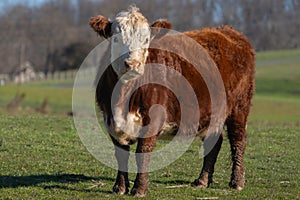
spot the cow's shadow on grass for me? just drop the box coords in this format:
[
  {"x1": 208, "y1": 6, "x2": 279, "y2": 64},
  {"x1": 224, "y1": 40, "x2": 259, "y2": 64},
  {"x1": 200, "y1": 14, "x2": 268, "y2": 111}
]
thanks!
[
  {"x1": 0, "y1": 174, "x2": 199, "y2": 193},
  {"x1": 0, "y1": 174, "x2": 114, "y2": 193}
]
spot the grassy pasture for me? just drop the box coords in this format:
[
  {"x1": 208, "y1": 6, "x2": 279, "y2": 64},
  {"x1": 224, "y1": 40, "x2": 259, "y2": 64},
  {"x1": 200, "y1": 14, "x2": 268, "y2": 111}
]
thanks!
[
  {"x1": 0, "y1": 49, "x2": 299, "y2": 199},
  {"x1": 0, "y1": 79, "x2": 73, "y2": 114}
]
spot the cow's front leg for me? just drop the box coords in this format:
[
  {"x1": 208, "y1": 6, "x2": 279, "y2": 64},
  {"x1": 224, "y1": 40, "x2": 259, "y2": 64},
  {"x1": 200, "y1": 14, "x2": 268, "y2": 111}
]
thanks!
[
  {"x1": 111, "y1": 137, "x2": 130, "y2": 195},
  {"x1": 192, "y1": 134, "x2": 223, "y2": 188},
  {"x1": 131, "y1": 135, "x2": 158, "y2": 197}
]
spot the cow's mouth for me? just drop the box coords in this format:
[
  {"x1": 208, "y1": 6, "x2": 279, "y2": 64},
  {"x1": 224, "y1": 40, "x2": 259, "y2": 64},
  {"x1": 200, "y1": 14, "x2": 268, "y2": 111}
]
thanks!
[
  {"x1": 116, "y1": 131, "x2": 138, "y2": 145},
  {"x1": 120, "y1": 66, "x2": 144, "y2": 83}
]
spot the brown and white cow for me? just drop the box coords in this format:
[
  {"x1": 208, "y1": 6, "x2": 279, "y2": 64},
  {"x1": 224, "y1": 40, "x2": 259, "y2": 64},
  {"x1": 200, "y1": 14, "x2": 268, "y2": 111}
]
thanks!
[{"x1": 90, "y1": 6, "x2": 255, "y2": 197}]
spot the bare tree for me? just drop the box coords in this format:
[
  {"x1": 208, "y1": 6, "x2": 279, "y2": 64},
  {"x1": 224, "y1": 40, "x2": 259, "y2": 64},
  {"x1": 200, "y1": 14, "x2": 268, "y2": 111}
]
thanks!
[{"x1": 0, "y1": 0, "x2": 299, "y2": 75}]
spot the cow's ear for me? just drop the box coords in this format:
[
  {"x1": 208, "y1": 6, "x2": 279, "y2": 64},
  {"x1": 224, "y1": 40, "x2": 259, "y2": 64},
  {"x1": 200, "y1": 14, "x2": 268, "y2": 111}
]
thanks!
[
  {"x1": 90, "y1": 15, "x2": 112, "y2": 38},
  {"x1": 150, "y1": 20, "x2": 172, "y2": 39}
]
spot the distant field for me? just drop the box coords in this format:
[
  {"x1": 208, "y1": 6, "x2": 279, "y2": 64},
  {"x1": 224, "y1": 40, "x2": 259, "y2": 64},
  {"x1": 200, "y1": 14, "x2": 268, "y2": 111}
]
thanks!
[
  {"x1": 0, "y1": 49, "x2": 299, "y2": 122},
  {"x1": 0, "y1": 49, "x2": 299, "y2": 199},
  {"x1": 0, "y1": 79, "x2": 73, "y2": 114},
  {"x1": 251, "y1": 48, "x2": 300, "y2": 123}
]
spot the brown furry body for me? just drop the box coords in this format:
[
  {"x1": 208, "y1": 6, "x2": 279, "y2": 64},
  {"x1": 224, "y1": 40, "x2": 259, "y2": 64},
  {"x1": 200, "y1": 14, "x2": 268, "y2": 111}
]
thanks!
[{"x1": 95, "y1": 25, "x2": 255, "y2": 197}]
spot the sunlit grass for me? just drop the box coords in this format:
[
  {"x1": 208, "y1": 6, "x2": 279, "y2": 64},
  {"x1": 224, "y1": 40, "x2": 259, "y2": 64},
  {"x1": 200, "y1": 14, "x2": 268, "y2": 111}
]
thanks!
[
  {"x1": 256, "y1": 48, "x2": 300, "y2": 62},
  {"x1": 0, "y1": 80, "x2": 73, "y2": 113},
  {"x1": 250, "y1": 94, "x2": 300, "y2": 123},
  {"x1": 0, "y1": 115, "x2": 299, "y2": 199}
]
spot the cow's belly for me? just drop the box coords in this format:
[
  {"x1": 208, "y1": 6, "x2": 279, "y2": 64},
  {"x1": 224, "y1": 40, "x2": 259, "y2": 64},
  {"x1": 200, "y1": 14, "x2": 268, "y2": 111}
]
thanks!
[{"x1": 103, "y1": 106, "x2": 223, "y2": 145}]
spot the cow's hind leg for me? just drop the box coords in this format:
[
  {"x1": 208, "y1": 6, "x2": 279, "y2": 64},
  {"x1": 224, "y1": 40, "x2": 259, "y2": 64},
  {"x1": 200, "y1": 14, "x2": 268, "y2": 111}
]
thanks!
[
  {"x1": 192, "y1": 133, "x2": 223, "y2": 188},
  {"x1": 226, "y1": 113, "x2": 247, "y2": 190},
  {"x1": 111, "y1": 138, "x2": 130, "y2": 195},
  {"x1": 131, "y1": 135, "x2": 158, "y2": 197}
]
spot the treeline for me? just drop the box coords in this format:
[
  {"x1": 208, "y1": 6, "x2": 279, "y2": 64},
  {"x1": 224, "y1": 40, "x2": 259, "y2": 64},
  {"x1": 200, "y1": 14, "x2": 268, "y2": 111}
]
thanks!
[{"x1": 0, "y1": 0, "x2": 299, "y2": 74}]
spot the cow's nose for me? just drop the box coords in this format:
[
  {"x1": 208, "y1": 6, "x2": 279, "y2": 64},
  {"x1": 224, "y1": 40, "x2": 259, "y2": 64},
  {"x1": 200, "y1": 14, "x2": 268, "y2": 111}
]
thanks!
[
  {"x1": 125, "y1": 61, "x2": 130, "y2": 69},
  {"x1": 120, "y1": 62, "x2": 129, "y2": 74}
]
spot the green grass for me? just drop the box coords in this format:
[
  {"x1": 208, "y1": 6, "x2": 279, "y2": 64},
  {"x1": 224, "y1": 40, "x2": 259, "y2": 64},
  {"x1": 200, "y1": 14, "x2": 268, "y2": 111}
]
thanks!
[
  {"x1": 0, "y1": 115, "x2": 299, "y2": 199},
  {"x1": 251, "y1": 48, "x2": 300, "y2": 123},
  {"x1": 0, "y1": 79, "x2": 73, "y2": 113},
  {"x1": 250, "y1": 94, "x2": 300, "y2": 123},
  {"x1": 0, "y1": 48, "x2": 300, "y2": 199},
  {"x1": 255, "y1": 49, "x2": 300, "y2": 96},
  {"x1": 255, "y1": 60, "x2": 300, "y2": 96},
  {"x1": 256, "y1": 48, "x2": 300, "y2": 62}
]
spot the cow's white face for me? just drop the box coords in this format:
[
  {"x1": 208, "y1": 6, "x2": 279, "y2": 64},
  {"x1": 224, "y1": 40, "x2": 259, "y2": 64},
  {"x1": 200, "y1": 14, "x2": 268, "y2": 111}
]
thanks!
[
  {"x1": 110, "y1": 7, "x2": 151, "y2": 82},
  {"x1": 90, "y1": 7, "x2": 173, "y2": 82}
]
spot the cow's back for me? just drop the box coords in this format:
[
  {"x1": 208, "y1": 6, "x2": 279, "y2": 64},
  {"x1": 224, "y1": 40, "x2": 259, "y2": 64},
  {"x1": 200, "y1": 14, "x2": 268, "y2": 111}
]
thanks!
[{"x1": 184, "y1": 26, "x2": 255, "y2": 117}]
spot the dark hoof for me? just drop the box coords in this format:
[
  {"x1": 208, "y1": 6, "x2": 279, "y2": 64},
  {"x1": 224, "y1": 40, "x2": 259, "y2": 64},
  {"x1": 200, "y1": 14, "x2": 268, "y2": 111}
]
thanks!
[
  {"x1": 191, "y1": 179, "x2": 209, "y2": 188},
  {"x1": 229, "y1": 182, "x2": 244, "y2": 191},
  {"x1": 229, "y1": 173, "x2": 245, "y2": 191},
  {"x1": 131, "y1": 187, "x2": 147, "y2": 198},
  {"x1": 112, "y1": 184, "x2": 129, "y2": 195}
]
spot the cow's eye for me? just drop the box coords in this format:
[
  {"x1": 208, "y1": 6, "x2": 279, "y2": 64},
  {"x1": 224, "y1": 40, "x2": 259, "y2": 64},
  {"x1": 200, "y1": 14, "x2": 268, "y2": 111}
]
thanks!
[
  {"x1": 113, "y1": 37, "x2": 118, "y2": 43},
  {"x1": 144, "y1": 38, "x2": 149, "y2": 44}
]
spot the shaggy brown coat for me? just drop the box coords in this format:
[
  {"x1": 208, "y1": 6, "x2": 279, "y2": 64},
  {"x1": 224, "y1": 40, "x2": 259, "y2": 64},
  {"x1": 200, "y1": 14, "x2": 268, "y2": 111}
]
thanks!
[{"x1": 92, "y1": 19, "x2": 255, "y2": 197}]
